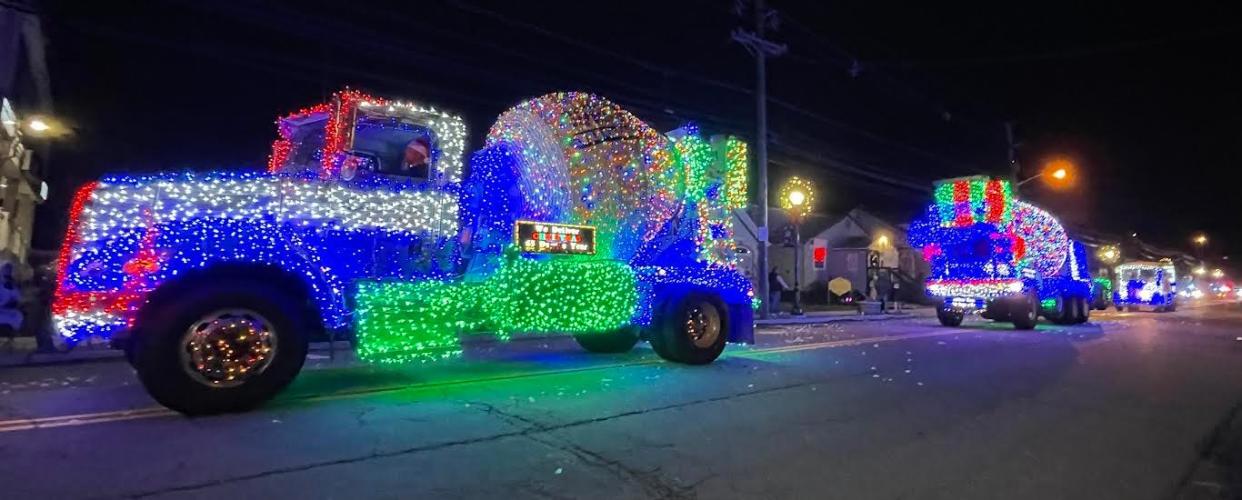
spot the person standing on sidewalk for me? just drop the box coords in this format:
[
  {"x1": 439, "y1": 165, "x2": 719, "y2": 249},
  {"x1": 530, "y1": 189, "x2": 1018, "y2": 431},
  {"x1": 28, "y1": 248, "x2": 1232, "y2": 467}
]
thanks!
[
  {"x1": 768, "y1": 268, "x2": 787, "y2": 314},
  {"x1": 876, "y1": 270, "x2": 893, "y2": 313}
]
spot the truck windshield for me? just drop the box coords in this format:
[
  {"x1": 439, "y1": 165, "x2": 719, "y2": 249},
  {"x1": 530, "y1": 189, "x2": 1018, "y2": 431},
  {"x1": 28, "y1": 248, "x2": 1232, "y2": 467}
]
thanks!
[
  {"x1": 353, "y1": 115, "x2": 438, "y2": 180},
  {"x1": 1123, "y1": 269, "x2": 1158, "y2": 281}
]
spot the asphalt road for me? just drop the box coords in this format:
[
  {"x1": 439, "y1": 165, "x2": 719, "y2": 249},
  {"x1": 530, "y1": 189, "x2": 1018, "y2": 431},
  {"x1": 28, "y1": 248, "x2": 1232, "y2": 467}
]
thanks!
[{"x1": 2, "y1": 304, "x2": 1241, "y2": 499}]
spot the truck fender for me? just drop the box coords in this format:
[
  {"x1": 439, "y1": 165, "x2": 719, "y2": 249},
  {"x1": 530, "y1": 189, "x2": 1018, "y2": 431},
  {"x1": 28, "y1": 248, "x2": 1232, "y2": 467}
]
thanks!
[{"x1": 144, "y1": 219, "x2": 350, "y2": 330}]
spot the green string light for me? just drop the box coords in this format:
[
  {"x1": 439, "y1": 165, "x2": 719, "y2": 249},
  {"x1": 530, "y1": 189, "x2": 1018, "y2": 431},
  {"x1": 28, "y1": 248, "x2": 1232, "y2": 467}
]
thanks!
[{"x1": 355, "y1": 247, "x2": 638, "y2": 364}]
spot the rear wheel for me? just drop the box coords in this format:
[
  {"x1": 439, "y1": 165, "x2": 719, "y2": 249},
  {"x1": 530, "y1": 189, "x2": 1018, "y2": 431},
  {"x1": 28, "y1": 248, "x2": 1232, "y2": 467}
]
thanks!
[
  {"x1": 132, "y1": 282, "x2": 309, "y2": 415},
  {"x1": 1049, "y1": 294, "x2": 1079, "y2": 325},
  {"x1": 651, "y1": 292, "x2": 728, "y2": 365},
  {"x1": 936, "y1": 308, "x2": 964, "y2": 327},
  {"x1": 1011, "y1": 293, "x2": 1038, "y2": 330},
  {"x1": 1073, "y1": 297, "x2": 1090, "y2": 324},
  {"x1": 983, "y1": 300, "x2": 1010, "y2": 322},
  {"x1": 573, "y1": 325, "x2": 640, "y2": 353}
]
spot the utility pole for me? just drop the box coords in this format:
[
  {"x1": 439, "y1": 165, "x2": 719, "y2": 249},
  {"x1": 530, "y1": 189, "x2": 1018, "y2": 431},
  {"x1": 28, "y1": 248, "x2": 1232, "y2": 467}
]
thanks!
[
  {"x1": 1005, "y1": 121, "x2": 1021, "y2": 194},
  {"x1": 733, "y1": 0, "x2": 786, "y2": 319}
]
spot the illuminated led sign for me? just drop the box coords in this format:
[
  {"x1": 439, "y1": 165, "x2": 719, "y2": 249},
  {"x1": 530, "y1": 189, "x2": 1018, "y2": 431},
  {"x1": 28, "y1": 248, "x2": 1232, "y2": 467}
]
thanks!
[{"x1": 514, "y1": 220, "x2": 596, "y2": 255}]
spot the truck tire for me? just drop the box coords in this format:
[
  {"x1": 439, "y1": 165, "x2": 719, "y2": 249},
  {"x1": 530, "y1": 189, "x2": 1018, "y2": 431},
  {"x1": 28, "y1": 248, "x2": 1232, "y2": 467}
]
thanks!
[
  {"x1": 1073, "y1": 297, "x2": 1090, "y2": 324},
  {"x1": 1048, "y1": 294, "x2": 1074, "y2": 325},
  {"x1": 1010, "y1": 293, "x2": 1038, "y2": 330},
  {"x1": 936, "y1": 308, "x2": 964, "y2": 327},
  {"x1": 983, "y1": 301, "x2": 1009, "y2": 322},
  {"x1": 132, "y1": 282, "x2": 309, "y2": 415},
  {"x1": 650, "y1": 292, "x2": 728, "y2": 365},
  {"x1": 573, "y1": 326, "x2": 640, "y2": 353}
]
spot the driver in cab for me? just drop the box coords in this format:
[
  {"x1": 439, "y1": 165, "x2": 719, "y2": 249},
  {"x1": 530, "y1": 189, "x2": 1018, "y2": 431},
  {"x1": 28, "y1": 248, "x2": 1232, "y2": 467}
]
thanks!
[{"x1": 401, "y1": 137, "x2": 432, "y2": 179}]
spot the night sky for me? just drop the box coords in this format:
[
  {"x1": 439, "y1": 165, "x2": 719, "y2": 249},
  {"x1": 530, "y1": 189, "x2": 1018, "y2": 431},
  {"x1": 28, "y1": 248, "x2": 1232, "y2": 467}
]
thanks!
[{"x1": 32, "y1": 0, "x2": 1242, "y2": 267}]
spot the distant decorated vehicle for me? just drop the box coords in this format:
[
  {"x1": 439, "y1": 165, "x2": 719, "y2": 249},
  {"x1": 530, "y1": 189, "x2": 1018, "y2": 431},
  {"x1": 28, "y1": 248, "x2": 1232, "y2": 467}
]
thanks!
[
  {"x1": 1113, "y1": 260, "x2": 1177, "y2": 312},
  {"x1": 908, "y1": 176, "x2": 1094, "y2": 329},
  {"x1": 52, "y1": 90, "x2": 755, "y2": 414},
  {"x1": 1091, "y1": 276, "x2": 1114, "y2": 310}
]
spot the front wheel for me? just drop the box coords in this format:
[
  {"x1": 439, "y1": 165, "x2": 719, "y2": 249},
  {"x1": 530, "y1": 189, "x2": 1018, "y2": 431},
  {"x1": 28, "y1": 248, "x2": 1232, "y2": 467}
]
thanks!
[
  {"x1": 132, "y1": 283, "x2": 309, "y2": 415},
  {"x1": 651, "y1": 292, "x2": 728, "y2": 365},
  {"x1": 936, "y1": 308, "x2": 964, "y2": 327},
  {"x1": 573, "y1": 326, "x2": 640, "y2": 353}
]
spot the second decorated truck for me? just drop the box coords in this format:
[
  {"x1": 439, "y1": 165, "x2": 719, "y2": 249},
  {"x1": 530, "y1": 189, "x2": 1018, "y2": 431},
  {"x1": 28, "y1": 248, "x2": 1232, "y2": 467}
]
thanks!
[
  {"x1": 51, "y1": 90, "x2": 755, "y2": 414},
  {"x1": 908, "y1": 176, "x2": 1094, "y2": 329}
]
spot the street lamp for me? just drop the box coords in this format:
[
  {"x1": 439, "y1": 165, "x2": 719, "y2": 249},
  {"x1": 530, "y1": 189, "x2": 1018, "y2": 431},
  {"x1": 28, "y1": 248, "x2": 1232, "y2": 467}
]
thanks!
[
  {"x1": 1195, "y1": 267, "x2": 1207, "y2": 276},
  {"x1": 21, "y1": 115, "x2": 70, "y2": 139},
  {"x1": 27, "y1": 118, "x2": 50, "y2": 132},
  {"x1": 1213, "y1": 269, "x2": 1224, "y2": 280},
  {"x1": 1193, "y1": 233, "x2": 1208, "y2": 262},
  {"x1": 779, "y1": 176, "x2": 816, "y2": 316},
  {"x1": 1097, "y1": 245, "x2": 1120, "y2": 265},
  {"x1": 1017, "y1": 158, "x2": 1074, "y2": 187}
]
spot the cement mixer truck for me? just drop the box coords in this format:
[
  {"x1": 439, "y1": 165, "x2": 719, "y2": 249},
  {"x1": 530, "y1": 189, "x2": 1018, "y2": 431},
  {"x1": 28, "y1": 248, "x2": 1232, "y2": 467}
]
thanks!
[
  {"x1": 51, "y1": 90, "x2": 755, "y2": 414},
  {"x1": 907, "y1": 176, "x2": 1094, "y2": 329}
]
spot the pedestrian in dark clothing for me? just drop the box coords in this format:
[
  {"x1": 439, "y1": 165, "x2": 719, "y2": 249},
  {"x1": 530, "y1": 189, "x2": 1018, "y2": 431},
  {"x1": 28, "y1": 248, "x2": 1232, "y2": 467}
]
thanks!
[
  {"x1": 876, "y1": 271, "x2": 893, "y2": 312},
  {"x1": 768, "y1": 268, "x2": 787, "y2": 314}
]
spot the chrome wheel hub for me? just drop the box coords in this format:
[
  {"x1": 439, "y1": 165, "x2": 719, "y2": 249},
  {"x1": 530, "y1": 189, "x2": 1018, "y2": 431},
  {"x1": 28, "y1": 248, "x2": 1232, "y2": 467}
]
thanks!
[
  {"x1": 684, "y1": 301, "x2": 722, "y2": 349},
  {"x1": 180, "y1": 309, "x2": 277, "y2": 388}
]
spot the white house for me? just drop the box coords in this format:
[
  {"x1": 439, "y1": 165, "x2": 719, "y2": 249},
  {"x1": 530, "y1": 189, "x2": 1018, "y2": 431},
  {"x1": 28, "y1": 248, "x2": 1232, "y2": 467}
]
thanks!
[{"x1": 733, "y1": 206, "x2": 929, "y2": 302}]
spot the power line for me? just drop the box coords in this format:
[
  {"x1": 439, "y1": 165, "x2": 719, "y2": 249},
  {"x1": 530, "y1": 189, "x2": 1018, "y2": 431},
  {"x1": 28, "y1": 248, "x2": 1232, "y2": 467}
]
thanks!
[
  {"x1": 863, "y1": 23, "x2": 1242, "y2": 69},
  {"x1": 445, "y1": 0, "x2": 977, "y2": 172},
  {"x1": 201, "y1": 1, "x2": 957, "y2": 185},
  {"x1": 60, "y1": 1, "x2": 977, "y2": 190},
  {"x1": 780, "y1": 13, "x2": 1003, "y2": 150}
]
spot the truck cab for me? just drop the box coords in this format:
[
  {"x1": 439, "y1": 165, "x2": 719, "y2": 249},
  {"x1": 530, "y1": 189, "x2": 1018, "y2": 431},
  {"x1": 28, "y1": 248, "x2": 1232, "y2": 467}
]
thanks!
[{"x1": 1113, "y1": 260, "x2": 1177, "y2": 312}]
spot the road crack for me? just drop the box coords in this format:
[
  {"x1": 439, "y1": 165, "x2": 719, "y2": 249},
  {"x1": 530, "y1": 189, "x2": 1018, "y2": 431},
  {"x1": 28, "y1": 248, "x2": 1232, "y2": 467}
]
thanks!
[
  {"x1": 121, "y1": 379, "x2": 826, "y2": 499},
  {"x1": 468, "y1": 401, "x2": 695, "y2": 499}
]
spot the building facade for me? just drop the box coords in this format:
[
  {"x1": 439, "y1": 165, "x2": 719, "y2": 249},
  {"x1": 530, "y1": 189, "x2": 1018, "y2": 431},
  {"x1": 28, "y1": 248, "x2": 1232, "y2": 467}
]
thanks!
[
  {"x1": 733, "y1": 206, "x2": 930, "y2": 304},
  {"x1": 1, "y1": 1, "x2": 51, "y2": 264}
]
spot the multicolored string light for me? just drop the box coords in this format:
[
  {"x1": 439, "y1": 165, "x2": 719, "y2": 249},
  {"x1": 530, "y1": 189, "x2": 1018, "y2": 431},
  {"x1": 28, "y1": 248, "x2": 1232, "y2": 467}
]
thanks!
[
  {"x1": 910, "y1": 176, "x2": 1090, "y2": 304},
  {"x1": 56, "y1": 89, "x2": 474, "y2": 341},
  {"x1": 484, "y1": 92, "x2": 747, "y2": 267},
  {"x1": 53, "y1": 89, "x2": 756, "y2": 359},
  {"x1": 932, "y1": 176, "x2": 1012, "y2": 228}
]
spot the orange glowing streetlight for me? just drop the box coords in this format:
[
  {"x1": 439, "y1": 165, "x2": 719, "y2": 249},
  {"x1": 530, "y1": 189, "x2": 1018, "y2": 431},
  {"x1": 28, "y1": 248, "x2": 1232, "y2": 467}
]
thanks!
[{"x1": 1017, "y1": 158, "x2": 1075, "y2": 188}]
